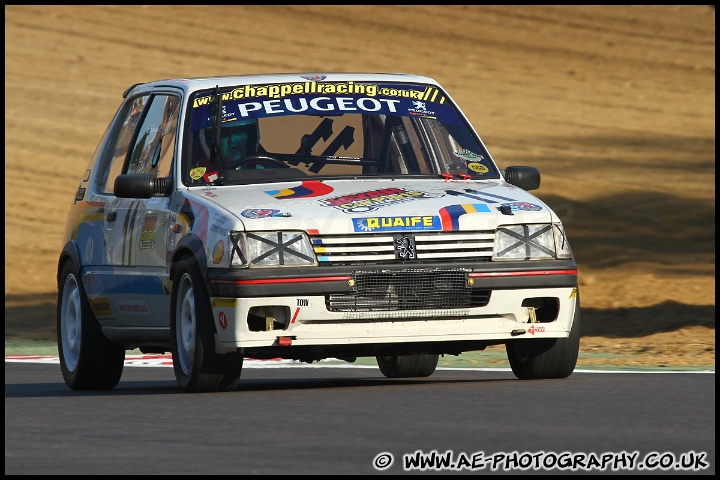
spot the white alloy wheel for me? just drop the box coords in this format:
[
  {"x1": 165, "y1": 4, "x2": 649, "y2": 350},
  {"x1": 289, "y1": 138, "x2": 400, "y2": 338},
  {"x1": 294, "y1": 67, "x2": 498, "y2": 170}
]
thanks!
[
  {"x1": 60, "y1": 273, "x2": 82, "y2": 372},
  {"x1": 176, "y1": 272, "x2": 197, "y2": 376}
]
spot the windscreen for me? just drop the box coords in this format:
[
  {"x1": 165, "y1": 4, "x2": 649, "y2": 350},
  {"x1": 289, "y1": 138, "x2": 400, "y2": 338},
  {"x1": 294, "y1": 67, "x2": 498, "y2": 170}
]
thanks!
[{"x1": 183, "y1": 80, "x2": 499, "y2": 185}]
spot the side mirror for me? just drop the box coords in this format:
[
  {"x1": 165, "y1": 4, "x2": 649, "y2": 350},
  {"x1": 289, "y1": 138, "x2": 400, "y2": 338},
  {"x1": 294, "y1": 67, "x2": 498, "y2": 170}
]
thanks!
[
  {"x1": 114, "y1": 174, "x2": 172, "y2": 198},
  {"x1": 502, "y1": 166, "x2": 541, "y2": 191}
]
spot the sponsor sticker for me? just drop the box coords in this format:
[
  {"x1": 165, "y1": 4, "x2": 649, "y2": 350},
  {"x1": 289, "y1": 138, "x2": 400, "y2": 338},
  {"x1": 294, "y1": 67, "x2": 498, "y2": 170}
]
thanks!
[
  {"x1": 90, "y1": 298, "x2": 113, "y2": 316},
  {"x1": 467, "y1": 162, "x2": 489, "y2": 173},
  {"x1": 139, "y1": 214, "x2": 157, "y2": 251},
  {"x1": 353, "y1": 215, "x2": 441, "y2": 232},
  {"x1": 321, "y1": 187, "x2": 443, "y2": 214},
  {"x1": 117, "y1": 301, "x2": 149, "y2": 314},
  {"x1": 190, "y1": 167, "x2": 206, "y2": 180},
  {"x1": 241, "y1": 209, "x2": 291, "y2": 218},
  {"x1": 501, "y1": 202, "x2": 542, "y2": 212},
  {"x1": 212, "y1": 298, "x2": 238, "y2": 308}
]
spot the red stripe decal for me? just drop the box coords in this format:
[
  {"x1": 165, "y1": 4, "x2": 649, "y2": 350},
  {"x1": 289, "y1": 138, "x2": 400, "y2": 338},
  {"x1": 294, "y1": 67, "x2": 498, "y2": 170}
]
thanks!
[
  {"x1": 469, "y1": 269, "x2": 577, "y2": 278},
  {"x1": 212, "y1": 275, "x2": 351, "y2": 285}
]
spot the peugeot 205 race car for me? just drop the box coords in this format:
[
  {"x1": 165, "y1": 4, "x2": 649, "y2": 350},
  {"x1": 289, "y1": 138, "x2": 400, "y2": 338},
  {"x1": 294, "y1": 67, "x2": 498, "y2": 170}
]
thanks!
[{"x1": 57, "y1": 73, "x2": 580, "y2": 392}]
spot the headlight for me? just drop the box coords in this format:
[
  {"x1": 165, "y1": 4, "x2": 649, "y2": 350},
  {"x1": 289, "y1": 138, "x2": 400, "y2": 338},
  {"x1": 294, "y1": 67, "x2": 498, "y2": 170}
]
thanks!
[
  {"x1": 230, "y1": 231, "x2": 317, "y2": 268},
  {"x1": 493, "y1": 223, "x2": 571, "y2": 261}
]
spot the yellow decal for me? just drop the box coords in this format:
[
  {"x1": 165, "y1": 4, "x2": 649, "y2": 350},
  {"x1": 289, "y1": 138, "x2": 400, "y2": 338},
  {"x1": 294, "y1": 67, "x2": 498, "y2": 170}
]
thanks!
[
  {"x1": 90, "y1": 298, "x2": 113, "y2": 316},
  {"x1": 212, "y1": 298, "x2": 238, "y2": 308},
  {"x1": 467, "y1": 163, "x2": 489, "y2": 173},
  {"x1": 212, "y1": 240, "x2": 224, "y2": 264},
  {"x1": 190, "y1": 167, "x2": 207, "y2": 180}
]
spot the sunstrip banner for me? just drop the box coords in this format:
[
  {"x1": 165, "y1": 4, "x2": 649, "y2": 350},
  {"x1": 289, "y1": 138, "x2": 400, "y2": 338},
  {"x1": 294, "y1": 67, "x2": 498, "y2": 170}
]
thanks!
[{"x1": 190, "y1": 82, "x2": 465, "y2": 133}]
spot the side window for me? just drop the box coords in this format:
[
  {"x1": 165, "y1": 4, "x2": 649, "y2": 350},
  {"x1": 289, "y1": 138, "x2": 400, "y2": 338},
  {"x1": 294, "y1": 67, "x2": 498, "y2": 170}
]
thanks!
[
  {"x1": 100, "y1": 95, "x2": 149, "y2": 194},
  {"x1": 156, "y1": 96, "x2": 180, "y2": 177},
  {"x1": 126, "y1": 95, "x2": 180, "y2": 177}
]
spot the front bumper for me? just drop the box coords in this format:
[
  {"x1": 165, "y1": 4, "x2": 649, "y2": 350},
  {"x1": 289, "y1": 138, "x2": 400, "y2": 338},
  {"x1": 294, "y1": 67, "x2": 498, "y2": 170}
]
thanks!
[{"x1": 206, "y1": 261, "x2": 579, "y2": 357}]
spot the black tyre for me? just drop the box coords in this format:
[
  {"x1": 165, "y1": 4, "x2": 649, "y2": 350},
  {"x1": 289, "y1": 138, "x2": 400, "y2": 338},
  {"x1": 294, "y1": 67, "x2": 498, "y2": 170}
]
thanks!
[
  {"x1": 171, "y1": 257, "x2": 243, "y2": 392},
  {"x1": 57, "y1": 261, "x2": 125, "y2": 390},
  {"x1": 506, "y1": 293, "x2": 581, "y2": 380},
  {"x1": 376, "y1": 353, "x2": 439, "y2": 378}
]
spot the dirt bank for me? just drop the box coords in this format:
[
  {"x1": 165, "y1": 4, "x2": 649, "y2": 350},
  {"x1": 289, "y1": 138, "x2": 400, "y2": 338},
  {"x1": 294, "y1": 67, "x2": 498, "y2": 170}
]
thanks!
[{"x1": 4, "y1": 6, "x2": 715, "y2": 368}]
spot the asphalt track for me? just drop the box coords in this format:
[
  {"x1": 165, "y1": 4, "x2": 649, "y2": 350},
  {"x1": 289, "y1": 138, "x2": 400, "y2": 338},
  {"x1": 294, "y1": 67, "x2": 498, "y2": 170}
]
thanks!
[{"x1": 5, "y1": 358, "x2": 715, "y2": 475}]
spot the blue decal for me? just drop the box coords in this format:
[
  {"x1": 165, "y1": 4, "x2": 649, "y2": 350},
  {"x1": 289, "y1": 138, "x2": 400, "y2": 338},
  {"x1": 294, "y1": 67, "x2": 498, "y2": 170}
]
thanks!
[{"x1": 90, "y1": 267, "x2": 166, "y2": 295}]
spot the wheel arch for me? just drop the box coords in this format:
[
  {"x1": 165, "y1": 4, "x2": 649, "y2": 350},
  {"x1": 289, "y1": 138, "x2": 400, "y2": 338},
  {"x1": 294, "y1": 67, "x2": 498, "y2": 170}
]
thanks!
[
  {"x1": 57, "y1": 240, "x2": 82, "y2": 287},
  {"x1": 170, "y1": 233, "x2": 213, "y2": 299}
]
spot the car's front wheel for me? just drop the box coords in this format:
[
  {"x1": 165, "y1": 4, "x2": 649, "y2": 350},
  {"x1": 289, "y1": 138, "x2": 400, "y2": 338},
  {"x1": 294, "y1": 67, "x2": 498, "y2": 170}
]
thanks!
[
  {"x1": 171, "y1": 257, "x2": 243, "y2": 392},
  {"x1": 506, "y1": 292, "x2": 581, "y2": 380},
  {"x1": 57, "y1": 261, "x2": 125, "y2": 390},
  {"x1": 376, "y1": 354, "x2": 439, "y2": 378}
]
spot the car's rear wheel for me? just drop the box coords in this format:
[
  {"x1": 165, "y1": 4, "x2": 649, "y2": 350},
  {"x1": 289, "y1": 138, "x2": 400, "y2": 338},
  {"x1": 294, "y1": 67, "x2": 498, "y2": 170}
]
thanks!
[
  {"x1": 506, "y1": 292, "x2": 581, "y2": 380},
  {"x1": 171, "y1": 257, "x2": 243, "y2": 392},
  {"x1": 376, "y1": 354, "x2": 439, "y2": 378},
  {"x1": 57, "y1": 261, "x2": 125, "y2": 390}
]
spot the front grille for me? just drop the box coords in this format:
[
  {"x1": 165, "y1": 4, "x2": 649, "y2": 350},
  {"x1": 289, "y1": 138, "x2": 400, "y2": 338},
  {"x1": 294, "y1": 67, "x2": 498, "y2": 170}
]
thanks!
[
  {"x1": 310, "y1": 230, "x2": 494, "y2": 266},
  {"x1": 326, "y1": 268, "x2": 490, "y2": 319}
]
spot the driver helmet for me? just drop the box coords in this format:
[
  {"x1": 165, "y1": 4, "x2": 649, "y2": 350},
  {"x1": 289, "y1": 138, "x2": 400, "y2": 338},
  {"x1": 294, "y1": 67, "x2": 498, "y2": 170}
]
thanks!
[{"x1": 199, "y1": 117, "x2": 260, "y2": 168}]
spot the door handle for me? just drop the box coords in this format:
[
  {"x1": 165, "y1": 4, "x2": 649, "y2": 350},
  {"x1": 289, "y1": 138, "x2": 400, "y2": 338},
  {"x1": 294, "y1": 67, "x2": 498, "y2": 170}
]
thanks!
[{"x1": 106, "y1": 211, "x2": 117, "y2": 222}]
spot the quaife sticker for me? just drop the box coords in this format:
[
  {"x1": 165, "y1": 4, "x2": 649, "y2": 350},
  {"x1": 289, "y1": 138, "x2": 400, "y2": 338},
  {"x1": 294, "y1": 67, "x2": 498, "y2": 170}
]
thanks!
[{"x1": 353, "y1": 216, "x2": 441, "y2": 232}]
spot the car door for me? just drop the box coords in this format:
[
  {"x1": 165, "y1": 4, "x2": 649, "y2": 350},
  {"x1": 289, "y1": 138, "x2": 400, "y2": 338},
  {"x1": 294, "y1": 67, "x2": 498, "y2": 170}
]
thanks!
[{"x1": 101, "y1": 92, "x2": 180, "y2": 328}]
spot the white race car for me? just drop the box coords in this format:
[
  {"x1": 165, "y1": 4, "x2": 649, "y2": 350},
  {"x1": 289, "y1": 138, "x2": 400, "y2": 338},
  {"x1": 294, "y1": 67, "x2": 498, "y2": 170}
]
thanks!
[{"x1": 57, "y1": 73, "x2": 580, "y2": 392}]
